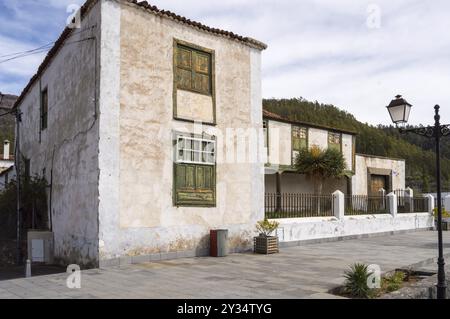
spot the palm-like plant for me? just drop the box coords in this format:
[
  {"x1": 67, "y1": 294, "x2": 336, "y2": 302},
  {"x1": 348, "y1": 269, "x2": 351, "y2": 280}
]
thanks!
[{"x1": 294, "y1": 145, "x2": 346, "y2": 195}]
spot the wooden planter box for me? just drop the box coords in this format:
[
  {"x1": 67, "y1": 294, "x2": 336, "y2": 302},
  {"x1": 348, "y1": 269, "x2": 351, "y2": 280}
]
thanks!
[{"x1": 254, "y1": 236, "x2": 279, "y2": 254}]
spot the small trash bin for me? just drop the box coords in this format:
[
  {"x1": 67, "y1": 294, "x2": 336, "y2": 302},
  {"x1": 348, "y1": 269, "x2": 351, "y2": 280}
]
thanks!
[{"x1": 210, "y1": 229, "x2": 228, "y2": 257}]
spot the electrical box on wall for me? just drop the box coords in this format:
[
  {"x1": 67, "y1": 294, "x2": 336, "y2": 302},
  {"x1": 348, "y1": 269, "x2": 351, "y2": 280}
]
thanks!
[{"x1": 27, "y1": 231, "x2": 54, "y2": 264}]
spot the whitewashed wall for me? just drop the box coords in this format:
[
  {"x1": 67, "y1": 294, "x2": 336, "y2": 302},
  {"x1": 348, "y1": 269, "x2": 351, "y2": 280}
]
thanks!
[
  {"x1": 16, "y1": 1, "x2": 101, "y2": 267},
  {"x1": 265, "y1": 173, "x2": 347, "y2": 194},
  {"x1": 267, "y1": 120, "x2": 291, "y2": 166},
  {"x1": 266, "y1": 119, "x2": 355, "y2": 170},
  {"x1": 308, "y1": 127, "x2": 328, "y2": 149},
  {"x1": 275, "y1": 213, "x2": 433, "y2": 243},
  {"x1": 98, "y1": 0, "x2": 265, "y2": 262},
  {"x1": 342, "y1": 134, "x2": 353, "y2": 171},
  {"x1": 352, "y1": 154, "x2": 405, "y2": 195}
]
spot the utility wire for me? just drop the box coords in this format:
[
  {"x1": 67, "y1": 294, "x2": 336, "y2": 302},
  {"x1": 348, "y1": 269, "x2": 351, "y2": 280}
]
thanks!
[
  {"x1": 0, "y1": 48, "x2": 52, "y2": 64},
  {"x1": 0, "y1": 42, "x2": 55, "y2": 59},
  {"x1": 0, "y1": 26, "x2": 97, "y2": 64}
]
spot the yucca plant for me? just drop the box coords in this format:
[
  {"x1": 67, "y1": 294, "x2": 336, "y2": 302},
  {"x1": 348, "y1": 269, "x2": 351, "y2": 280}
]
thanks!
[{"x1": 343, "y1": 263, "x2": 374, "y2": 299}]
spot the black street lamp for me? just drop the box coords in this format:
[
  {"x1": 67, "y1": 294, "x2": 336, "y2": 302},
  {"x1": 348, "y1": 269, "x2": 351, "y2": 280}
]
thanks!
[{"x1": 386, "y1": 95, "x2": 449, "y2": 299}]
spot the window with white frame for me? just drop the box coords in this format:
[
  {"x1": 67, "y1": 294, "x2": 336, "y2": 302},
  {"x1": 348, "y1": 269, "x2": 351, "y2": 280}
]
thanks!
[
  {"x1": 175, "y1": 135, "x2": 216, "y2": 165},
  {"x1": 173, "y1": 134, "x2": 216, "y2": 207}
]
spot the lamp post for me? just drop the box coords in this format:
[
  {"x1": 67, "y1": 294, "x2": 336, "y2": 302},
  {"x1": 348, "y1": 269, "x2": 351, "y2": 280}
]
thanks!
[{"x1": 386, "y1": 95, "x2": 449, "y2": 299}]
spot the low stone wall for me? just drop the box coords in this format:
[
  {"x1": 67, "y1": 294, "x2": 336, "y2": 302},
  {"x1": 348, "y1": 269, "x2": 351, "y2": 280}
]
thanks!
[{"x1": 274, "y1": 213, "x2": 434, "y2": 244}]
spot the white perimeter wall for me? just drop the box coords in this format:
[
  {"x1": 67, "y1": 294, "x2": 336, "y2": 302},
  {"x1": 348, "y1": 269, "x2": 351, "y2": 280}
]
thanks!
[{"x1": 275, "y1": 213, "x2": 433, "y2": 243}]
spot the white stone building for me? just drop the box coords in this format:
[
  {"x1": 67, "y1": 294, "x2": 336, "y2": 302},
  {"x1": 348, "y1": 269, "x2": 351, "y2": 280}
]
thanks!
[
  {"x1": 263, "y1": 110, "x2": 405, "y2": 195},
  {"x1": 0, "y1": 141, "x2": 14, "y2": 191},
  {"x1": 11, "y1": 0, "x2": 414, "y2": 268},
  {"x1": 13, "y1": 0, "x2": 266, "y2": 267}
]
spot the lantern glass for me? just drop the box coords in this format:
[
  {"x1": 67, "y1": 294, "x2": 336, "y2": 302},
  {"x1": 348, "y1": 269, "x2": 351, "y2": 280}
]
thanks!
[
  {"x1": 387, "y1": 105, "x2": 406, "y2": 124},
  {"x1": 386, "y1": 95, "x2": 412, "y2": 124}
]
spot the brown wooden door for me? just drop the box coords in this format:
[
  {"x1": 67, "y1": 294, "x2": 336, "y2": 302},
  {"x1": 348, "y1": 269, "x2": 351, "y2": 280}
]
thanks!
[{"x1": 370, "y1": 175, "x2": 386, "y2": 195}]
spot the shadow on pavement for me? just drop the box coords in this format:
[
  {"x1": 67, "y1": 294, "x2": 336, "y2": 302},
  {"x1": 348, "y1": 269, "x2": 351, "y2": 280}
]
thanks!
[{"x1": 0, "y1": 264, "x2": 66, "y2": 281}]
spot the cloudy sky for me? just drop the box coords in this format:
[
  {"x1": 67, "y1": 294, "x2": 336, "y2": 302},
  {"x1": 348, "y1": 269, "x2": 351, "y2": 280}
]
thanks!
[{"x1": 1, "y1": 0, "x2": 449, "y2": 125}]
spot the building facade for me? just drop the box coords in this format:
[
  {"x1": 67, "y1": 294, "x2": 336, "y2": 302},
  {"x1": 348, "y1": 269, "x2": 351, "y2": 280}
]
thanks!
[
  {"x1": 263, "y1": 110, "x2": 405, "y2": 196},
  {"x1": 14, "y1": 0, "x2": 266, "y2": 267}
]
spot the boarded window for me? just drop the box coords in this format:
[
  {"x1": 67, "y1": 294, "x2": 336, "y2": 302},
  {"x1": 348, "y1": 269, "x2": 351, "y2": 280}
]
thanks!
[
  {"x1": 40, "y1": 88, "x2": 48, "y2": 131},
  {"x1": 292, "y1": 126, "x2": 307, "y2": 151},
  {"x1": 328, "y1": 132, "x2": 341, "y2": 152},
  {"x1": 174, "y1": 134, "x2": 216, "y2": 206},
  {"x1": 175, "y1": 44, "x2": 212, "y2": 95},
  {"x1": 292, "y1": 126, "x2": 307, "y2": 163}
]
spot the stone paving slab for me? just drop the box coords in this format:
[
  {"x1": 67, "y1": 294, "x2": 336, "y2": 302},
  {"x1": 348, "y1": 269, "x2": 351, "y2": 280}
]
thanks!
[{"x1": 0, "y1": 230, "x2": 449, "y2": 299}]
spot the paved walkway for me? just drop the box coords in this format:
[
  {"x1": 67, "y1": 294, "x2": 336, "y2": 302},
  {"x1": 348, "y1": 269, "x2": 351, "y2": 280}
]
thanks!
[{"x1": 1, "y1": 230, "x2": 450, "y2": 299}]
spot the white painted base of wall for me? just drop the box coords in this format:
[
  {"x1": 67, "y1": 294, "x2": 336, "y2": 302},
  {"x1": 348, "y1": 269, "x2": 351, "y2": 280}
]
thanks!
[{"x1": 274, "y1": 213, "x2": 434, "y2": 243}]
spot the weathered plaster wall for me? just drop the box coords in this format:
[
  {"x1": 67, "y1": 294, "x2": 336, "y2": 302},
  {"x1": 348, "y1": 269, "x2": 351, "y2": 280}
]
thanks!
[
  {"x1": 275, "y1": 213, "x2": 433, "y2": 243},
  {"x1": 352, "y1": 154, "x2": 405, "y2": 195},
  {"x1": 265, "y1": 173, "x2": 347, "y2": 194},
  {"x1": 97, "y1": 0, "x2": 122, "y2": 264},
  {"x1": 0, "y1": 167, "x2": 15, "y2": 192},
  {"x1": 308, "y1": 127, "x2": 328, "y2": 149},
  {"x1": 342, "y1": 134, "x2": 353, "y2": 171},
  {"x1": 267, "y1": 120, "x2": 291, "y2": 166},
  {"x1": 17, "y1": 2, "x2": 101, "y2": 267},
  {"x1": 266, "y1": 119, "x2": 354, "y2": 170},
  {"x1": 176, "y1": 90, "x2": 214, "y2": 123},
  {"x1": 98, "y1": 1, "x2": 265, "y2": 261}
]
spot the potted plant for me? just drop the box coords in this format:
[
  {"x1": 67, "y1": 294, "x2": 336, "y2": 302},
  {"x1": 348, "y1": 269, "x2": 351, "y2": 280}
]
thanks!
[{"x1": 254, "y1": 219, "x2": 280, "y2": 254}]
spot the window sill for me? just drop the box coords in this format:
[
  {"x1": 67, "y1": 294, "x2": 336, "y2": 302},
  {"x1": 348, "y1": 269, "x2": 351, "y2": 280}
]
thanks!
[{"x1": 173, "y1": 117, "x2": 216, "y2": 126}]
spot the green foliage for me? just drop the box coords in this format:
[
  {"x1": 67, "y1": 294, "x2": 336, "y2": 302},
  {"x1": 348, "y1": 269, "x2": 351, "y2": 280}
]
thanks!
[
  {"x1": 295, "y1": 145, "x2": 346, "y2": 178},
  {"x1": 294, "y1": 145, "x2": 346, "y2": 194},
  {"x1": 0, "y1": 180, "x2": 18, "y2": 239},
  {"x1": 343, "y1": 263, "x2": 375, "y2": 299},
  {"x1": 433, "y1": 207, "x2": 450, "y2": 219},
  {"x1": 263, "y1": 98, "x2": 450, "y2": 192},
  {"x1": 0, "y1": 174, "x2": 49, "y2": 239},
  {"x1": 256, "y1": 219, "x2": 280, "y2": 237},
  {"x1": 381, "y1": 271, "x2": 405, "y2": 293}
]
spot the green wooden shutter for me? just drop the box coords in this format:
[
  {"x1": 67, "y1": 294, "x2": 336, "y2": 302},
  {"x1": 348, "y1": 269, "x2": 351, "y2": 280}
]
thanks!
[
  {"x1": 292, "y1": 126, "x2": 307, "y2": 151},
  {"x1": 174, "y1": 163, "x2": 216, "y2": 206},
  {"x1": 192, "y1": 51, "x2": 211, "y2": 94},
  {"x1": 176, "y1": 46, "x2": 193, "y2": 90},
  {"x1": 328, "y1": 132, "x2": 342, "y2": 152}
]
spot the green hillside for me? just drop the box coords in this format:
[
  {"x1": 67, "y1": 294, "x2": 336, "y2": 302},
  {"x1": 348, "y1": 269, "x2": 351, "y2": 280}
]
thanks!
[{"x1": 263, "y1": 97, "x2": 450, "y2": 192}]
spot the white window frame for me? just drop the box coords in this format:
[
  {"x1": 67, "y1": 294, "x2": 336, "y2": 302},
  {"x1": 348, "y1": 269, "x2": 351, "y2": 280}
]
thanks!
[{"x1": 175, "y1": 135, "x2": 216, "y2": 166}]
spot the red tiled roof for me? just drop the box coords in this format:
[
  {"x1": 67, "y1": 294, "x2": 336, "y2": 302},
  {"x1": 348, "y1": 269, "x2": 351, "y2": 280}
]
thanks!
[
  {"x1": 13, "y1": 0, "x2": 267, "y2": 110},
  {"x1": 128, "y1": 0, "x2": 267, "y2": 50},
  {"x1": 263, "y1": 109, "x2": 284, "y2": 120},
  {"x1": 263, "y1": 109, "x2": 357, "y2": 135}
]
